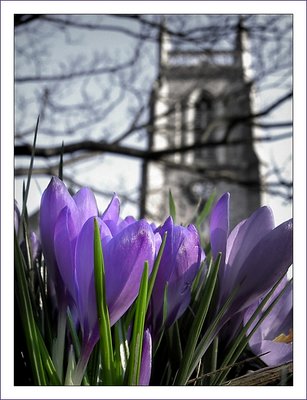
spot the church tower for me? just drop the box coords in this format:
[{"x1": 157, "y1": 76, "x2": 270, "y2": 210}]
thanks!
[{"x1": 141, "y1": 18, "x2": 260, "y2": 228}]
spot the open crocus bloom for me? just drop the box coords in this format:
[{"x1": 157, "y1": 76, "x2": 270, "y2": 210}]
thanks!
[
  {"x1": 40, "y1": 177, "x2": 156, "y2": 361},
  {"x1": 71, "y1": 216, "x2": 156, "y2": 347},
  {"x1": 244, "y1": 277, "x2": 293, "y2": 366},
  {"x1": 40, "y1": 176, "x2": 98, "y2": 305},
  {"x1": 149, "y1": 216, "x2": 203, "y2": 337},
  {"x1": 210, "y1": 193, "x2": 293, "y2": 323}
]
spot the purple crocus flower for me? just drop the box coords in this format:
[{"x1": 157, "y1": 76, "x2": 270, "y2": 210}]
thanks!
[
  {"x1": 69, "y1": 215, "x2": 156, "y2": 349},
  {"x1": 244, "y1": 277, "x2": 293, "y2": 367},
  {"x1": 210, "y1": 193, "x2": 293, "y2": 323},
  {"x1": 40, "y1": 178, "x2": 157, "y2": 382},
  {"x1": 150, "y1": 217, "x2": 202, "y2": 336},
  {"x1": 40, "y1": 176, "x2": 98, "y2": 305},
  {"x1": 100, "y1": 193, "x2": 136, "y2": 235}
]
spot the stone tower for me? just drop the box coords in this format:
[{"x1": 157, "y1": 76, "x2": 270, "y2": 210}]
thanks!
[{"x1": 141, "y1": 20, "x2": 260, "y2": 228}]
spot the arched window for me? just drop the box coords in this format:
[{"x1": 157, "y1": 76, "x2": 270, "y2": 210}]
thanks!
[{"x1": 194, "y1": 91, "x2": 213, "y2": 143}]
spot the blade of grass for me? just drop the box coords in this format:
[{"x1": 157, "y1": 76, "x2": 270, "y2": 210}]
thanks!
[
  {"x1": 152, "y1": 281, "x2": 169, "y2": 358},
  {"x1": 213, "y1": 274, "x2": 291, "y2": 385},
  {"x1": 126, "y1": 262, "x2": 149, "y2": 385},
  {"x1": 195, "y1": 191, "x2": 216, "y2": 230},
  {"x1": 35, "y1": 262, "x2": 53, "y2": 348},
  {"x1": 93, "y1": 218, "x2": 114, "y2": 385},
  {"x1": 146, "y1": 232, "x2": 167, "y2": 310},
  {"x1": 114, "y1": 319, "x2": 129, "y2": 384},
  {"x1": 21, "y1": 116, "x2": 39, "y2": 222},
  {"x1": 36, "y1": 326, "x2": 61, "y2": 385},
  {"x1": 210, "y1": 336, "x2": 219, "y2": 385},
  {"x1": 66, "y1": 308, "x2": 90, "y2": 385},
  {"x1": 168, "y1": 190, "x2": 176, "y2": 223},
  {"x1": 64, "y1": 345, "x2": 76, "y2": 385},
  {"x1": 174, "y1": 253, "x2": 221, "y2": 385},
  {"x1": 14, "y1": 232, "x2": 46, "y2": 385},
  {"x1": 186, "y1": 282, "x2": 239, "y2": 382}
]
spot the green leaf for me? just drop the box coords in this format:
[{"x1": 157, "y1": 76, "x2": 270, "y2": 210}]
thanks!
[
  {"x1": 66, "y1": 308, "x2": 90, "y2": 385},
  {"x1": 14, "y1": 232, "x2": 46, "y2": 385},
  {"x1": 210, "y1": 336, "x2": 219, "y2": 385},
  {"x1": 188, "y1": 283, "x2": 239, "y2": 382},
  {"x1": 146, "y1": 231, "x2": 167, "y2": 310},
  {"x1": 162, "y1": 281, "x2": 169, "y2": 326},
  {"x1": 64, "y1": 346, "x2": 76, "y2": 385},
  {"x1": 174, "y1": 253, "x2": 221, "y2": 385},
  {"x1": 114, "y1": 319, "x2": 129, "y2": 384},
  {"x1": 191, "y1": 260, "x2": 208, "y2": 302},
  {"x1": 51, "y1": 306, "x2": 66, "y2": 382},
  {"x1": 126, "y1": 262, "x2": 149, "y2": 385},
  {"x1": 152, "y1": 283, "x2": 168, "y2": 358},
  {"x1": 21, "y1": 116, "x2": 39, "y2": 223},
  {"x1": 36, "y1": 327, "x2": 61, "y2": 385},
  {"x1": 167, "y1": 320, "x2": 183, "y2": 371},
  {"x1": 168, "y1": 189, "x2": 176, "y2": 223},
  {"x1": 195, "y1": 191, "x2": 216, "y2": 230},
  {"x1": 93, "y1": 218, "x2": 114, "y2": 385}
]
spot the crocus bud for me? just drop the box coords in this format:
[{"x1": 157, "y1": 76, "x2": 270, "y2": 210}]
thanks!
[{"x1": 150, "y1": 217, "x2": 202, "y2": 336}]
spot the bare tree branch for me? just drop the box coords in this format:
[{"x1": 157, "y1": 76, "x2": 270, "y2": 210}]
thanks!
[
  {"x1": 15, "y1": 131, "x2": 292, "y2": 160},
  {"x1": 15, "y1": 45, "x2": 142, "y2": 83}
]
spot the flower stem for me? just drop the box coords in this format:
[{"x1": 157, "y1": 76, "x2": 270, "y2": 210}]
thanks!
[
  {"x1": 71, "y1": 344, "x2": 93, "y2": 385},
  {"x1": 52, "y1": 305, "x2": 66, "y2": 382}
]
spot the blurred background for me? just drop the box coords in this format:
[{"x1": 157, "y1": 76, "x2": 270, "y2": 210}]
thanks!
[{"x1": 14, "y1": 14, "x2": 292, "y2": 229}]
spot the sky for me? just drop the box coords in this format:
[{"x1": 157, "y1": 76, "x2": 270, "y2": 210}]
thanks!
[{"x1": 14, "y1": 13, "x2": 293, "y2": 225}]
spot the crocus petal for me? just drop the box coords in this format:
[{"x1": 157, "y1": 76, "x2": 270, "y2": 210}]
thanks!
[
  {"x1": 244, "y1": 276, "x2": 292, "y2": 367},
  {"x1": 40, "y1": 177, "x2": 77, "y2": 283},
  {"x1": 117, "y1": 215, "x2": 136, "y2": 233},
  {"x1": 151, "y1": 220, "x2": 202, "y2": 332},
  {"x1": 260, "y1": 279, "x2": 293, "y2": 341},
  {"x1": 229, "y1": 218, "x2": 293, "y2": 314},
  {"x1": 101, "y1": 193, "x2": 120, "y2": 223},
  {"x1": 75, "y1": 217, "x2": 112, "y2": 338},
  {"x1": 255, "y1": 340, "x2": 292, "y2": 367},
  {"x1": 224, "y1": 206, "x2": 275, "y2": 296},
  {"x1": 139, "y1": 329, "x2": 152, "y2": 385},
  {"x1": 246, "y1": 299, "x2": 292, "y2": 367},
  {"x1": 104, "y1": 219, "x2": 155, "y2": 326},
  {"x1": 166, "y1": 273, "x2": 194, "y2": 325},
  {"x1": 167, "y1": 225, "x2": 202, "y2": 322},
  {"x1": 54, "y1": 206, "x2": 79, "y2": 300},
  {"x1": 154, "y1": 232, "x2": 162, "y2": 257},
  {"x1": 210, "y1": 193, "x2": 229, "y2": 281},
  {"x1": 73, "y1": 187, "x2": 98, "y2": 226},
  {"x1": 154, "y1": 217, "x2": 175, "y2": 286}
]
